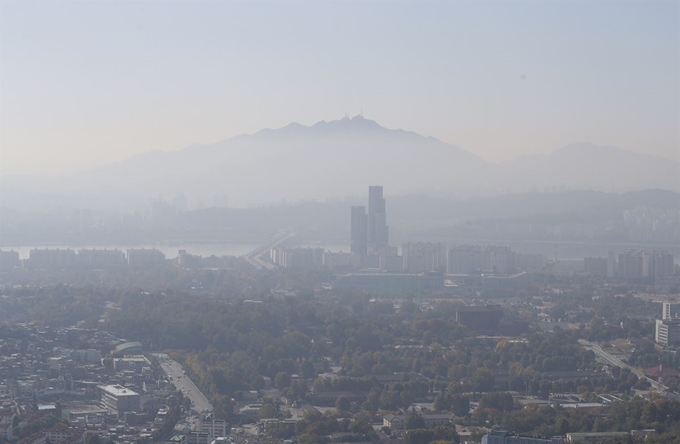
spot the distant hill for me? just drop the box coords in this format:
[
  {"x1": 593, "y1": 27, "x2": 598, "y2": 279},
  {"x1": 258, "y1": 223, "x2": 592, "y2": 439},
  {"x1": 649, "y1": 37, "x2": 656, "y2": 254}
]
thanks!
[
  {"x1": 0, "y1": 116, "x2": 678, "y2": 211},
  {"x1": 499, "y1": 142, "x2": 680, "y2": 193}
]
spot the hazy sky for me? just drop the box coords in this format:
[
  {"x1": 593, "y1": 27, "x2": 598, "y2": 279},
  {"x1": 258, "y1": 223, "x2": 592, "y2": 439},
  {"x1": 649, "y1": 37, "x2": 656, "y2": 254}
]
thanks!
[{"x1": 1, "y1": 0, "x2": 678, "y2": 175}]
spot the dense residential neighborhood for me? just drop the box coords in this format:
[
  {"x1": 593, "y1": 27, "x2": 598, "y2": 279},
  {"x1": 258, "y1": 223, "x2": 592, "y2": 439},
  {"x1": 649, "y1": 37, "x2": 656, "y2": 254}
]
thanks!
[{"x1": 1, "y1": 231, "x2": 679, "y2": 444}]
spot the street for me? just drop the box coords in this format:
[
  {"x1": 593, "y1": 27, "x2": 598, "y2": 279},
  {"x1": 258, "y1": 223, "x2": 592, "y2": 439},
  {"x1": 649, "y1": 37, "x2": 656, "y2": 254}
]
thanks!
[{"x1": 154, "y1": 354, "x2": 214, "y2": 413}]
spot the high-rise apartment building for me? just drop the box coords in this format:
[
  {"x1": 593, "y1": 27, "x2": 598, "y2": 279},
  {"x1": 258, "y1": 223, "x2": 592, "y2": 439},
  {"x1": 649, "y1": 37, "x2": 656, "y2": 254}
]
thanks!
[
  {"x1": 0, "y1": 250, "x2": 20, "y2": 271},
  {"x1": 618, "y1": 250, "x2": 674, "y2": 281},
  {"x1": 617, "y1": 250, "x2": 649, "y2": 279},
  {"x1": 126, "y1": 248, "x2": 166, "y2": 267},
  {"x1": 651, "y1": 251, "x2": 674, "y2": 280},
  {"x1": 447, "y1": 245, "x2": 516, "y2": 274},
  {"x1": 402, "y1": 242, "x2": 447, "y2": 273}
]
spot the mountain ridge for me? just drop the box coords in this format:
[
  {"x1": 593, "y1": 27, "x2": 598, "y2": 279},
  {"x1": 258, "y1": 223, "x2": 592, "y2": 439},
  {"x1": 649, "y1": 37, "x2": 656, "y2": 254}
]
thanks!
[{"x1": 0, "y1": 115, "x2": 677, "y2": 211}]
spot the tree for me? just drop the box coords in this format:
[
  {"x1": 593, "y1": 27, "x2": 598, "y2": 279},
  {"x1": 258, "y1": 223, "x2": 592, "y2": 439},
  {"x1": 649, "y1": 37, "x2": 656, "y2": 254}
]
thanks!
[
  {"x1": 406, "y1": 429, "x2": 434, "y2": 444},
  {"x1": 275, "y1": 372, "x2": 292, "y2": 390},
  {"x1": 259, "y1": 404, "x2": 277, "y2": 419},
  {"x1": 479, "y1": 392, "x2": 515, "y2": 411},
  {"x1": 472, "y1": 369, "x2": 495, "y2": 392},
  {"x1": 289, "y1": 379, "x2": 307, "y2": 401},
  {"x1": 451, "y1": 395, "x2": 470, "y2": 416},
  {"x1": 434, "y1": 394, "x2": 449, "y2": 412},
  {"x1": 405, "y1": 411, "x2": 425, "y2": 430},
  {"x1": 301, "y1": 359, "x2": 316, "y2": 379},
  {"x1": 401, "y1": 390, "x2": 414, "y2": 410},
  {"x1": 335, "y1": 396, "x2": 351, "y2": 412},
  {"x1": 555, "y1": 417, "x2": 570, "y2": 435}
]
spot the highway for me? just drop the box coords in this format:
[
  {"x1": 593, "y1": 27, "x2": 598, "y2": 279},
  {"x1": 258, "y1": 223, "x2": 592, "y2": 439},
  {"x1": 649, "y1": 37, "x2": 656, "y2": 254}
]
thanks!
[
  {"x1": 578, "y1": 339, "x2": 667, "y2": 392},
  {"x1": 155, "y1": 354, "x2": 213, "y2": 413}
]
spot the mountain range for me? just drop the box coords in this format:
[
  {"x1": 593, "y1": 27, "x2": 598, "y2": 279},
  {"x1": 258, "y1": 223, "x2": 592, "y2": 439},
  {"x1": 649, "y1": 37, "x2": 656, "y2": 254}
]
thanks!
[{"x1": 1, "y1": 115, "x2": 678, "y2": 211}]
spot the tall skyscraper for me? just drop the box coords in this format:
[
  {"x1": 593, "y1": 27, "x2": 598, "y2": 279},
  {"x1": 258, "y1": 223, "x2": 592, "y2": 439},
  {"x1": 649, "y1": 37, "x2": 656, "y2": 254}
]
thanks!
[
  {"x1": 367, "y1": 186, "x2": 389, "y2": 249},
  {"x1": 350, "y1": 206, "x2": 368, "y2": 256},
  {"x1": 349, "y1": 186, "x2": 391, "y2": 269}
]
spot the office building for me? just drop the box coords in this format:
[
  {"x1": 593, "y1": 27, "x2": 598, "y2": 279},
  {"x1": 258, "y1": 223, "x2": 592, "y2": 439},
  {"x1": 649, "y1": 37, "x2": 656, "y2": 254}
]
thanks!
[
  {"x1": 350, "y1": 206, "x2": 368, "y2": 256},
  {"x1": 367, "y1": 186, "x2": 389, "y2": 252},
  {"x1": 655, "y1": 319, "x2": 680, "y2": 346},
  {"x1": 196, "y1": 413, "x2": 228, "y2": 441},
  {"x1": 98, "y1": 385, "x2": 140, "y2": 417},
  {"x1": 663, "y1": 302, "x2": 680, "y2": 320},
  {"x1": 348, "y1": 186, "x2": 391, "y2": 269}
]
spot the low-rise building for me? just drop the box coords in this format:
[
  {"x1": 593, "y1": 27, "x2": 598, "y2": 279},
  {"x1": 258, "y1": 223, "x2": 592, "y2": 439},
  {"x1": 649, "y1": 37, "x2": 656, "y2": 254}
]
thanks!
[
  {"x1": 185, "y1": 431, "x2": 210, "y2": 444},
  {"x1": 566, "y1": 432, "x2": 630, "y2": 443},
  {"x1": 383, "y1": 413, "x2": 456, "y2": 430},
  {"x1": 482, "y1": 430, "x2": 562, "y2": 444},
  {"x1": 98, "y1": 385, "x2": 140, "y2": 418}
]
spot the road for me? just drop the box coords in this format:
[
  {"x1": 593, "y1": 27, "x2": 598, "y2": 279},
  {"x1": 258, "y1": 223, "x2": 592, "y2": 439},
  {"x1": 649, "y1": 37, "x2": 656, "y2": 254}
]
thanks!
[
  {"x1": 578, "y1": 339, "x2": 668, "y2": 392},
  {"x1": 155, "y1": 354, "x2": 213, "y2": 413},
  {"x1": 243, "y1": 231, "x2": 298, "y2": 270}
]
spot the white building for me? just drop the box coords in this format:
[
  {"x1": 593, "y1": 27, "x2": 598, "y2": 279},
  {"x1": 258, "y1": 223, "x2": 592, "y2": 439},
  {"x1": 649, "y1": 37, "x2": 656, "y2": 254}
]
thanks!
[
  {"x1": 663, "y1": 302, "x2": 680, "y2": 320},
  {"x1": 655, "y1": 319, "x2": 680, "y2": 346},
  {"x1": 196, "y1": 413, "x2": 227, "y2": 440},
  {"x1": 98, "y1": 385, "x2": 140, "y2": 417}
]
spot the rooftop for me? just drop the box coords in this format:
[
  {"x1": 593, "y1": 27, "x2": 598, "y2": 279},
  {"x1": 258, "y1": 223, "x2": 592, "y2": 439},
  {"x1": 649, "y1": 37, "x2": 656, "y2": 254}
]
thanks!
[{"x1": 98, "y1": 385, "x2": 139, "y2": 397}]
